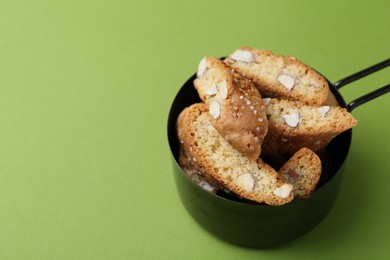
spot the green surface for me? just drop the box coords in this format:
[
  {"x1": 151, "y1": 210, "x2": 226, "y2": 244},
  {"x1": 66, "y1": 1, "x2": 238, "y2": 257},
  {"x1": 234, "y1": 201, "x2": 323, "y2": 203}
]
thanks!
[{"x1": 0, "y1": 0, "x2": 389, "y2": 259}]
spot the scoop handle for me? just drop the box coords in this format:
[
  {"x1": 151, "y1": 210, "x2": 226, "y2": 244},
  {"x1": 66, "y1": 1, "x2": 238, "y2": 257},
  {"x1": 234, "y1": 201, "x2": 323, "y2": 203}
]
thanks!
[
  {"x1": 334, "y1": 58, "x2": 390, "y2": 89},
  {"x1": 347, "y1": 84, "x2": 390, "y2": 111},
  {"x1": 333, "y1": 58, "x2": 390, "y2": 111}
]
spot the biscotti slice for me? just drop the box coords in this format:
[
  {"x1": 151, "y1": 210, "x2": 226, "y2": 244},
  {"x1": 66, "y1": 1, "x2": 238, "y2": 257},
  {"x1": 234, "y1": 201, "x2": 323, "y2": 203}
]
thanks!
[
  {"x1": 278, "y1": 148, "x2": 322, "y2": 198},
  {"x1": 194, "y1": 56, "x2": 268, "y2": 160},
  {"x1": 262, "y1": 98, "x2": 358, "y2": 155},
  {"x1": 177, "y1": 103, "x2": 294, "y2": 205},
  {"x1": 224, "y1": 47, "x2": 329, "y2": 106}
]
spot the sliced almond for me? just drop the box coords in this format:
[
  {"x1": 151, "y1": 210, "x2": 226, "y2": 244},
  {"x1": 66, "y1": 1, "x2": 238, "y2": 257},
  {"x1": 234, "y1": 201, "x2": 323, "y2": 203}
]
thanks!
[
  {"x1": 310, "y1": 81, "x2": 322, "y2": 88},
  {"x1": 199, "y1": 182, "x2": 214, "y2": 192},
  {"x1": 277, "y1": 74, "x2": 295, "y2": 91},
  {"x1": 206, "y1": 83, "x2": 218, "y2": 96},
  {"x1": 282, "y1": 112, "x2": 300, "y2": 128},
  {"x1": 236, "y1": 173, "x2": 255, "y2": 192},
  {"x1": 230, "y1": 50, "x2": 254, "y2": 63},
  {"x1": 262, "y1": 98, "x2": 271, "y2": 106},
  {"x1": 197, "y1": 57, "x2": 207, "y2": 77},
  {"x1": 318, "y1": 106, "x2": 331, "y2": 116},
  {"x1": 273, "y1": 183, "x2": 293, "y2": 198},
  {"x1": 218, "y1": 81, "x2": 228, "y2": 100},
  {"x1": 209, "y1": 100, "x2": 221, "y2": 119}
]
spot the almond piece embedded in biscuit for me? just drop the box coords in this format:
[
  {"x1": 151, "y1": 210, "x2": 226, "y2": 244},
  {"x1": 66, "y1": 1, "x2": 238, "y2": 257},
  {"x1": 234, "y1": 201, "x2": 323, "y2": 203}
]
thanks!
[
  {"x1": 230, "y1": 50, "x2": 254, "y2": 63},
  {"x1": 218, "y1": 81, "x2": 228, "y2": 100},
  {"x1": 209, "y1": 100, "x2": 221, "y2": 119},
  {"x1": 197, "y1": 57, "x2": 207, "y2": 77},
  {"x1": 236, "y1": 173, "x2": 255, "y2": 192},
  {"x1": 277, "y1": 73, "x2": 295, "y2": 91},
  {"x1": 282, "y1": 112, "x2": 300, "y2": 127},
  {"x1": 262, "y1": 98, "x2": 271, "y2": 106},
  {"x1": 318, "y1": 106, "x2": 331, "y2": 116},
  {"x1": 310, "y1": 81, "x2": 322, "y2": 88},
  {"x1": 206, "y1": 83, "x2": 218, "y2": 96},
  {"x1": 199, "y1": 182, "x2": 214, "y2": 192},
  {"x1": 273, "y1": 183, "x2": 293, "y2": 198}
]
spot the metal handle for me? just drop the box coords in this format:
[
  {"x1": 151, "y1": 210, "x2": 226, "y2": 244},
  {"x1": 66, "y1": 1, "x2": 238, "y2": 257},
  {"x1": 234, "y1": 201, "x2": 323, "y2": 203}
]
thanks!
[
  {"x1": 347, "y1": 83, "x2": 390, "y2": 111},
  {"x1": 334, "y1": 58, "x2": 390, "y2": 111}
]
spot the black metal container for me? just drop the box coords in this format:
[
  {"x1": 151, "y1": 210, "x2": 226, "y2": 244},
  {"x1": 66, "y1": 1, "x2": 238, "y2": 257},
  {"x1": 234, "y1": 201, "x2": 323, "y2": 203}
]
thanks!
[{"x1": 167, "y1": 58, "x2": 390, "y2": 248}]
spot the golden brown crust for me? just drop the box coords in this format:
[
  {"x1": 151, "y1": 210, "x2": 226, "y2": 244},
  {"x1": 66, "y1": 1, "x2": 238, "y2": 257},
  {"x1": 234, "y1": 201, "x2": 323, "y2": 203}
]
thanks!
[
  {"x1": 177, "y1": 104, "x2": 222, "y2": 188},
  {"x1": 194, "y1": 56, "x2": 268, "y2": 160},
  {"x1": 178, "y1": 147, "x2": 219, "y2": 193},
  {"x1": 262, "y1": 98, "x2": 358, "y2": 155},
  {"x1": 224, "y1": 47, "x2": 329, "y2": 106},
  {"x1": 278, "y1": 148, "x2": 322, "y2": 198}
]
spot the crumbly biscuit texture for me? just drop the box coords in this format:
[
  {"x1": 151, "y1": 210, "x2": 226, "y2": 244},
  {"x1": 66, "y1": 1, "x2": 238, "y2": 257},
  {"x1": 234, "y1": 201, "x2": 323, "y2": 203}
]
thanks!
[
  {"x1": 278, "y1": 148, "x2": 322, "y2": 198},
  {"x1": 178, "y1": 148, "x2": 217, "y2": 193},
  {"x1": 176, "y1": 103, "x2": 294, "y2": 205},
  {"x1": 194, "y1": 56, "x2": 268, "y2": 160},
  {"x1": 262, "y1": 98, "x2": 358, "y2": 155},
  {"x1": 224, "y1": 47, "x2": 329, "y2": 106}
]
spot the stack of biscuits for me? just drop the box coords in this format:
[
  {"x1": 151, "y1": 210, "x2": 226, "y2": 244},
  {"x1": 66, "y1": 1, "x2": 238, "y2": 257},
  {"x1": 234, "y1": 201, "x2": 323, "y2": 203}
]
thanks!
[{"x1": 176, "y1": 47, "x2": 358, "y2": 205}]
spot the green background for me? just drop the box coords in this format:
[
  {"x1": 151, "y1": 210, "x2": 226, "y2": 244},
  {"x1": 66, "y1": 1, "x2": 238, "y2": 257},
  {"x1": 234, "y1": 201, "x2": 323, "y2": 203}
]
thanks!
[{"x1": 0, "y1": 0, "x2": 389, "y2": 259}]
